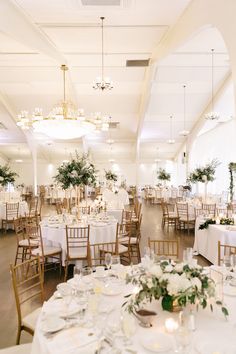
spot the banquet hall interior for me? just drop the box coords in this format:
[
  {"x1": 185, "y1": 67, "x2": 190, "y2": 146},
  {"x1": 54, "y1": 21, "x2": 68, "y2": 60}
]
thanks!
[{"x1": 1, "y1": 0, "x2": 236, "y2": 353}]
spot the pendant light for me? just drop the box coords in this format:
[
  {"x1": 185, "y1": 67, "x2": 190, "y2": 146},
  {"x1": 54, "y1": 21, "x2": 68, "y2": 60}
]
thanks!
[{"x1": 167, "y1": 115, "x2": 175, "y2": 144}]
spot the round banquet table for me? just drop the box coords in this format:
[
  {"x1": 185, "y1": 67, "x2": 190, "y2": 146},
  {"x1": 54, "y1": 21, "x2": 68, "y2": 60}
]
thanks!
[
  {"x1": 0, "y1": 201, "x2": 28, "y2": 224},
  {"x1": 31, "y1": 265, "x2": 236, "y2": 354},
  {"x1": 40, "y1": 219, "x2": 118, "y2": 265}
]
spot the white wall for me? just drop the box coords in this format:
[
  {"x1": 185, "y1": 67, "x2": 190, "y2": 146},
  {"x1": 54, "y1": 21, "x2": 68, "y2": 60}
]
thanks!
[{"x1": 188, "y1": 119, "x2": 236, "y2": 194}]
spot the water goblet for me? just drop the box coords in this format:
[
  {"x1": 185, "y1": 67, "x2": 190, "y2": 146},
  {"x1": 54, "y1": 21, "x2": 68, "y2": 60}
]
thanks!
[
  {"x1": 230, "y1": 254, "x2": 236, "y2": 272},
  {"x1": 73, "y1": 265, "x2": 82, "y2": 286},
  {"x1": 121, "y1": 312, "x2": 137, "y2": 346},
  {"x1": 105, "y1": 253, "x2": 112, "y2": 270}
]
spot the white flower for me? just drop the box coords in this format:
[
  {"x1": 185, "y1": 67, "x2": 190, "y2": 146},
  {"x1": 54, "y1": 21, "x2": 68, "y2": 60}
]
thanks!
[
  {"x1": 175, "y1": 263, "x2": 184, "y2": 273},
  {"x1": 149, "y1": 265, "x2": 163, "y2": 278},
  {"x1": 191, "y1": 277, "x2": 202, "y2": 290},
  {"x1": 165, "y1": 264, "x2": 173, "y2": 273},
  {"x1": 160, "y1": 273, "x2": 171, "y2": 282},
  {"x1": 147, "y1": 278, "x2": 153, "y2": 289},
  {"x1": 167, "y1": 274, "x2": 192, "y2": 296}
]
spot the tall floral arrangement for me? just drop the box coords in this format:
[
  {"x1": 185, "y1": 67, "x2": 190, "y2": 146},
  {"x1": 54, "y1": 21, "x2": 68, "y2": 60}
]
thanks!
[
  {"x1": 105, "y1": 170, "x2": 118, "y2": 182},
  {"x1": 228, "y1": 162, "x2": 236, "y2": 202},
  {"x1": 0, "y1": 165, "x2": 18, "y2": 186},
  {"x1": 157, "y1": 168, "x2": 171, "y2": 181},
  {"x1": 124, "y1": 261, "x2": 228, "y2": 317},
  {"x1": 54, "y1": 152, "x2": 97, "y2": 190},
  {"x1": 188, "y1": 159, "x2": 220, "y2": 184}
]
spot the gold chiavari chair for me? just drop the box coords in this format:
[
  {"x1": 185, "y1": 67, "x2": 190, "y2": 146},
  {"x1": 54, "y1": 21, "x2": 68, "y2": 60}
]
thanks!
[
  {"x1": 202, "y1": 203, "x2": 216, "y2": 217},
  {"x1": 31, "y1": 225, "x2": 62, "y2": 276},
  {"x1": 64, "y1": 225, "x2": 90, "y2": 281},
  {"x1": 194, "y1": 208, "x2": 204, "y2": 218},
  {"x1": 117, "y1": 222, "x2": 132, "y2": 264},
  {"x1": 28, "y1": 196, "x2": 39, "y2": 217},
  {"x1": 2, "y1": 202, "x2": 19, "y2": 232},
  {"x1": 121, "y1": 210, "x2": 133, "y2": 224},
  {"x1": 14, "y1": 219, "x2": 38, "y2": 265},
  {"x1": 148, "y1": 238, "x2": 180, "y2": 260},
  {"x1": 89, "y1": 241, "x2": 118, "y2": 267},
  {"x1": 79, "y1": 206, "x2": 91, "y2": 215},
  {"x1": 161, "y1": 202, "x2": 179, "y2": 231},
  {"x1": 216, "y1": 207, "x2": 228, "y2": 217},
  {"x1": 121, "y1": 214, "x2": 143, "y2": 263},
  {"x1": 55, "y1": 200, "x2": 63, "y2": 214},
  {"x1": 176, "y1": 203, "x2": 195, "y2": 235},
  {"x1": 10, "y1": 256, "x2": 44, "y2": 344},
  {"x1": 218, "y1": 241, "x2": 236, "y2": 266}
]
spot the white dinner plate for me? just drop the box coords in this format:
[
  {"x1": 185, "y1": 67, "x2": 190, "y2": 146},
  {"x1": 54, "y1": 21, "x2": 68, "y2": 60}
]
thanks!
[
  {"x1": 41, "y1": 316, "x2": 65, "y2": 333},
  {"x1": 140, "y1": 332, "x2": 173, "y2": 353},
  {"x1": 223, "y1": 284, "x2": 236, "y2": 296},
  {"x1": 195, "y1": 341, "x2": 236, "y2": 354}
]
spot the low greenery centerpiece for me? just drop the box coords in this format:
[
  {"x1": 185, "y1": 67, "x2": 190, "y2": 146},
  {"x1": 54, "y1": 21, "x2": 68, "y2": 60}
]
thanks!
[
  {"x1": 105, "y1": 170, "x2": 118, "y2": 182},
  {"x1": 123, "y1": 262, "x2": 228, "y2": 317},
  {"x1": 157, "y1": 168, "x2": 171, "y2": 182},
  {"x1": 188, "y1": 159, "x2": 220, "y2": 184},
  {"x1": 199, "y1": 217, "x2": 234, "y2": 230},
  {"x1": 0, "y1": 165, "x2": 18, "y2": 186},
  {"x1": 54, "y1": 152, "x2": 97, "y2": 190}
]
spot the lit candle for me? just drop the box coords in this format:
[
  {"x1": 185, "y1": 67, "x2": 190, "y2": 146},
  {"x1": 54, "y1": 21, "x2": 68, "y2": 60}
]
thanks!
[{"x1": 165, "y1": 318, "x2": 179, "y2": 333}]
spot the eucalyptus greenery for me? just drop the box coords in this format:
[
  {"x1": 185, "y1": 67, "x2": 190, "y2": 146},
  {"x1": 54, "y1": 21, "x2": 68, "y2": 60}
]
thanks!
[
  {"x1": 199, "y1": 217, "x2": 234, "y2": 230},
  {"x1": 105, "y1": 170, "x2": 118, "y2": 182},
  {"x1": 123, "y1": 262, "x2": 228, "y2": 317},
  {"x1": 228, "y1": 162, "x2": 236, "y2": 202},
  {"x1": 0, "y1": 165, "x2": 18, "y2": 186},
  {"x1": 188, "y1": 159, "x2": 220, "y2": 184},
  {"x1": 157, "y1": 168, "x2": 171, "y2": 181},
  {"x1": 54, "y1": 152, "x2": 97, "y2": 190}
]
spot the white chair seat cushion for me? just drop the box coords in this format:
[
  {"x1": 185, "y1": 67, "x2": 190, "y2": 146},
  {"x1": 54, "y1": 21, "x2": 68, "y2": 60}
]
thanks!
[
  {"x1": 67, "y1": 248, "x2": 87, "y2": 259},
  {"x1": 119, "y1": 244, "x2": 128, "y2": 254},
  {"x1": 0, "y1": 344, "x2": 32, "y2": 354},
  {"x1": 19, "y1": 239, "x2": 39, "y2": 247},
  {"x1": 120, "y1": 237, "x2": 137, "y2": 245},
  {"x1": 22, "y1": 306, "x2": 42, "y2": 331},
  {"x1": 32, "y1": 246, "x2": 61, "y2": 257}
]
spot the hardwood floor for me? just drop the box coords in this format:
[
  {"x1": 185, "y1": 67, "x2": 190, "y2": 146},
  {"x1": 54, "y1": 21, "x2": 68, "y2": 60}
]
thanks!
[{"x1": 0, "y1": 200, "x2": 210, "y2": 349}]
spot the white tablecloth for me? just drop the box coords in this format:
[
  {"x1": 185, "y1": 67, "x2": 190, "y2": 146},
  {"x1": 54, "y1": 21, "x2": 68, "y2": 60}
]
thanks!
[
  {"x1": 0, "y1": 191, "x2": 21, "y2": 202},
  {"x1": 194, "y1": 218, "x2": 236, "y2": 264},
  {"x1": 31, "y1": 267, "x2": 236, "y2": 354},
  {"x1": 41, "y1": 220, "x2": 117, "y2": 265},
  {"x1": 103, "y1": 189, "x2": 129, "y2": 206},
  {"x1": 0, "y1": 201, "x2": 28, "y2": 224}
]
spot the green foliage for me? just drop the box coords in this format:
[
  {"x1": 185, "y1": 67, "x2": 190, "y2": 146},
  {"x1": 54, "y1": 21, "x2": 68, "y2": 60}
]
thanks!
[
  {"x1": 188, "y1": 159, "x2": 220, "y2": 184},
  {"x1": 124, "y1": 261, "x2": 228, "y2": 317},
  {"x1": 0, "y1": 165, "x2": 18, "y2": 186},
  {"x1": 157, "y1": 168, "x2": 171, "y2": 181},
  {"x1": 228, "y1": 162, "x2": 236, "y2": 202},
  {"x1": 105, "y1": 170, "x2": 118, "y2": 182},
  {"x1": 199, "y1": 217, "x2": 234, "y2": 230},
  {"x1": 54, "y1": 152, "x2": 97, "y2": 190}
]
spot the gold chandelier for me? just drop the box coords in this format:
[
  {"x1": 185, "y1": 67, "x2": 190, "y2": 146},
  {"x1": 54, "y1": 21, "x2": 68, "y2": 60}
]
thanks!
[{"x1": 16, "y1": 65, "x2": 97, "y2": 139}]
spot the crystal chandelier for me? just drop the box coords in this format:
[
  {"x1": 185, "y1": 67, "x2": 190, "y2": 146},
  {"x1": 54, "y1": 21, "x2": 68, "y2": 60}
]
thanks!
[
  {"x1": 179, "y1": 84, "x2": 190, "y2": 136},
  {"x1": 16, "y1": 65, "x2": 96, "y2": 140},
  {"x1": 93, "y1": 17, "x2": 113, "y2": 91},
  {"x1": 205, "y1": 49, "x2": 220, "y2": 120},
  {"x1": 167, "y1": 115, "x2": 175, "y2": 144}
]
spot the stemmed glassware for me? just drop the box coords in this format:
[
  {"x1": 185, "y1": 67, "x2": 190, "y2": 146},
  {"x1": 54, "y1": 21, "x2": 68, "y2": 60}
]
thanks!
[
  {"x1": 121, "y1": 312, "x2": 136, "y2": 345},
  {"x1": 105, "y1": 253, "x2": 112, "y2": 270}
]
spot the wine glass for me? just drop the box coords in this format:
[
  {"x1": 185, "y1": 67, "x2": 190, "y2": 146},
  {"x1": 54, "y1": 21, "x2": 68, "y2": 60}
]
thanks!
[
  {"x1": 73, "y1": 265, "x2": 82, "y2": 286},
  {"x1": 121, "y1": 312, "x2": 137, "y2": 345},
  {"x1": 105, "y1": 253, "x2": 112, "y2": 270},
  {"x1": 174, "y1": 326, "x2": 192, "y2": 353},
  {"x1": 230, "y1": 254, "x2": 236, "y2": 272}
]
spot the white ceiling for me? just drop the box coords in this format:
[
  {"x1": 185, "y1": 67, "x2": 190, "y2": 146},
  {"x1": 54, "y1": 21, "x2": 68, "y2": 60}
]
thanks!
[{"x1": 0, "y1": 0, "x2": 232, "y2": 165}]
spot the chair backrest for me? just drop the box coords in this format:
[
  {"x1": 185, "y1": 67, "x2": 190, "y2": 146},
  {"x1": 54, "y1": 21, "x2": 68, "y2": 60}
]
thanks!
[
  {"x1": 6, "y1": 202, "x2": 19, "y2": 220},
  {"x1": 10, "y1": 256, "x2": 44, "y2": 325},
  {"x1": 14, "y1": 218, "x2": 26, "y2": 245},
  {"x1": 216, "y1": 207, "x2": 228, "y2": 217},
  {"x1": 202, "y1": 203, "x2": 216, "y2": 216},
  {"x1": 55, "y1": 201, "x2": 62, "y2": 214},
  {"x1": 122, "y1": 210, "x2": 132, "y2": 224},
  {"x1": 148, "y1": 237, "x2": 179, "y2": 259},
  {"x1": 25, "y1": 224, "x2": 40, "y2": 241},
  {"x1": 65, "y1": 225, "x2": 90, "y2": 259},
  {"x1": 195, "y1": 208, "x2": 204, "y2": 218},
  {"x1": 176, "y1": 203, "x2": 188, "y2": 218},
  {"x1": 79, "y1": 206, "x2": 90, "y2": 215},
  {"x1": 89, "y1": 240, "x2": 118, "y2": 267},
  {"x1": 29, "y1": 197, "x2": 38, "y2": 216},
  {"x1": 218, "y1": 241, "x2": 236, "y2": 266}
]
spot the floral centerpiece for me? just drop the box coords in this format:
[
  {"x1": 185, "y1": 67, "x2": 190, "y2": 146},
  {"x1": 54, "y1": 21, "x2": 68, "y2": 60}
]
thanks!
[
  {"x1": 123, "y1": 261, "x2": 228, "y2": 317},
  {"x1": 0, "y1": 165, "x2": 18, "y2": 186},
  {"x1": 54, "y1": 152, "x2": 97, "y2": 190},
  {"x1": 188, "y1": 159, "x2": 220, "y2": 184},
  {"x1": 157, "y1": 168, "x2": 171, "y2": 182},
  {"x1": 199, "y1": 217, "x2": 234, "y2": 230},
  {"x1": 105, "y1": 170, "x2": 118, "y2": 182}
]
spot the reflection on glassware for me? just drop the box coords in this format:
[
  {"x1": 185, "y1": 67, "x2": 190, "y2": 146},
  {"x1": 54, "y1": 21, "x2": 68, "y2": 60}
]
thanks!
[
  {"x1": 230, "y1": 254, "x2": 236, "y2": 271},
  {"x1": 105, "y1": 253, "x2": 112, "y2": 270},
  {"x1": 174, "y1": 326, "x2": 191, "y2": 353},
  {"x1": 223, "y1": 255, "x2": 231, "y2": 269},
  {"x1": 121, "y1": 313, "x2": 136, "y2": 345},
  {"x1": 73, "y1": 265, "x2": 82, "y2": 285}
]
